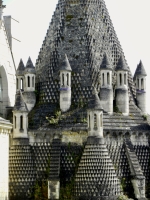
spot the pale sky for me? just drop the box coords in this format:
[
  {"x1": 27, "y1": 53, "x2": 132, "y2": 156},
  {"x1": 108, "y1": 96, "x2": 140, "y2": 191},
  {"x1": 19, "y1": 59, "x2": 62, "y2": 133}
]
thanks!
[{"x1": 3, "y1": 0, "x2": 150, "y2": 113}]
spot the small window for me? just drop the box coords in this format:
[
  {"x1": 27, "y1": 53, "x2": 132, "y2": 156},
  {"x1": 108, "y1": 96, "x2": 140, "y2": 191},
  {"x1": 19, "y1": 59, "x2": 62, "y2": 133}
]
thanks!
[
  {"x1": 32, "y1": 76, "x2": 34, "y2": 87},
  {"x1": 124, "y1": 74, "x2": 126, "y2": 85},
  {"x1": 100, "y1": 114, "x2": 103, "y2": 127},
  {"x1": 62, "y1": 74, "x2": 64, "y2": 86},
  {"x1": 21, "y1": 78, "x2": 23, "y2": 90},
  {"x1": 102, "y1": 73, "x2": 104, "y2": 86},
  {"x1": 141, "y1": 78, "x2": 144, "y2": 90},
  {"x1": 15, "y1": 116, "x2": 16, "y2": 129},
  {"x1": 17, "y1": 78, "x2": 19, "y2": 89},
  {"x1": 94, "y1": 114, "x2": 97, "y2": 129},
  {"x1": 107, "y1": 72, "x2": 110, "y2": 85},
  {"x1": 119, "y1": 73, "x2": 122, "y2": 85},
  {"x1": 28, "y1": 76, "x2": 30, "y2": 87},
  {"x1": 89, "y1": 115, "x2": 90, "y2": 129},
  {"x1": 137, "y1": 79, "x2": 139, "y2": 89},
  {"x1": 67, "y1": 73, "x2": 69, "y2": 86},
  {"x1": 20, "y1": 115, "x2": 23, "y2": 129}
]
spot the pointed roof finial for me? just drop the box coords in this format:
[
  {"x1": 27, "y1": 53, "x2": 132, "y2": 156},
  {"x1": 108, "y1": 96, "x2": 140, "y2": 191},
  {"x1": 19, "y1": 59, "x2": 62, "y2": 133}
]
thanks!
[
  {"x1": 16, "y1": 59, "x2": 25, "y2": 76},
  {"x1": 14, "y1": 90, "x2": 28, "y2": 112},
  {"x1": 88, "y1": 88, "x2": 103, "y2": 110},
  {"x1": 100, "y1": 53, "x2": 112, "y2": 70},
  {"x1": 116, "y1": 55, "x2": 128, "y2": 71},
  {"x1": 134, "y1": 60, "x2": 147, "y2": 76},
  {"x1": 25, "y1": 57, "x2": 36, "y2": 74},
  {"x1": 60, "y1": 54, "x2": 72, "y2": 71}
]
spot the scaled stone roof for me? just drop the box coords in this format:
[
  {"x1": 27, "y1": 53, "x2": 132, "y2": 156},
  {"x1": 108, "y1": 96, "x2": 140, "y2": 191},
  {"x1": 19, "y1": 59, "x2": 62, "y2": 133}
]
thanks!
[
  {"x1": 25, "y1": 57, "x2": 36, "y2": 74},
  {"x1": 16, "y1": 59, "x2": 25, "y2": 76},
  {"x1": 134, "y1": 60, "x2": 147, "y2": 76},
  {"x1": 100, "y1": 53, "x2": 112, "y2": 70},
  {"x1": 60, "y1": 54, "x2": 72, "y2": 71},
  {"x1": 14, "y1": 91, "x2": 28, "y2": 112},
  {"x1": 116, "y1": 55, "x2": 128, "y2": 71}
]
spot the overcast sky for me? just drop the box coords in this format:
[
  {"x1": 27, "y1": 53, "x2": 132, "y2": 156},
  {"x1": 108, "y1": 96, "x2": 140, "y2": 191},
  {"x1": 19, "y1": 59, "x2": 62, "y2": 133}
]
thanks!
[{"x1": 3, "y1": 0, "x2": 150, "y2": 113}]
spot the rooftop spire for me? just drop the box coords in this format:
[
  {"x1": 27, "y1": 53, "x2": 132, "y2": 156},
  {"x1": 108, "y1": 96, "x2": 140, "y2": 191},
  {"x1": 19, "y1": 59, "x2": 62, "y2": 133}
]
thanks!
[
  {"x1": 88, "y1": 88, "x2": 103, "y2": 110},
  {"x1": 134, "y1": 60, "x2": 147, "y2": 76},
  {"x1": 16, "y1": 59, "x2": 25, "y2": 76},
  {"x1": 60, "y1": 54, "x2": 72, "y2": 71},
  {"x1": 100, "y1": 53, "x2": 112, "y2": 70},
  {"x1": 25, "y1": 57, "x2": 36, "y2": 74},
  {"x1": 116, "y1": 55, "x2": 128, "y2": 71}
]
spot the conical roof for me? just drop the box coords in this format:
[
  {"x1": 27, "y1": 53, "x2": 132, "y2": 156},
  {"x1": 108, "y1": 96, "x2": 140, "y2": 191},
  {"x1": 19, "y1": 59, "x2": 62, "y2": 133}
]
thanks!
[
  {"x1": 100, "y1": 53, "x2": 112, "y2": 70},
  {"x1": 14, "y1": 91, "x2": 28, "y2": 112},
  {"x1": 134, "y1": 60, "x2": 147, "y2": 76},
  {"x1": 60, "y1": 54, "x2": 72, "y2": 71},
  {"x1": 88, "y1": 88, "x2": 103, "y2": 110},
  {"x1": 16, "y1": 59, "x2": 25, "y2": 76},
  {"x1": 116, "y1": 55, "x2": 128, "y2": 71},
  {"x1": 25, "y1": 57, "x2": 36, "y2": 74}
]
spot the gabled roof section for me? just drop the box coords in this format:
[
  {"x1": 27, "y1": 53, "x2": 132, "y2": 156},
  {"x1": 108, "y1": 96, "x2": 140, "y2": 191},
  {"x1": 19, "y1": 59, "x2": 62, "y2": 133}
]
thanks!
[
  {"x1": 116, "y1": 55, "x2": 128, "y2": 71},
  {"x1": 16, "y1": 59, "x2": 25, "y2": 76},
  {"x1": 60, "y1": 54, "x2": 72, "y2": 71},
  {"x1": 88, "y1": 88, "x2": 103, "y2": 110},
  {"x1": 14, "y1": 91, "x2": 28, "y2": 112},
  {"x1": 100, "y1": 53, "x2": 112, "y2": 70},
  {"x1": 134, "y1": 60, "x2": 147, "y2": 76},
  {"x1": 25, "y1": 57, "x2": 36, "y2": 74}
]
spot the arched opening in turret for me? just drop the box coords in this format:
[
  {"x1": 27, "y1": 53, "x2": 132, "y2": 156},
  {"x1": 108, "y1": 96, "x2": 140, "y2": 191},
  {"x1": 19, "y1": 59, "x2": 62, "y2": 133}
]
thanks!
[
  {"x1": 141, "y1": 78, "x2": 144, "y2": 90},
  {"x1": 124, "y1": 74, "x2": 126, "y2": 85},
  {"x1": 89, "y1": 115, "x2": 90, "y2": 129},
  {"x1": 102, "y1": 73, "x2": 104, "y2": 86},
  {"x1": 17, "y1": 78, "x2": 19, "y2": 90},
  {"x1": 20, "y1": 115, "x2": 23, "y2": 130},
  {"x1": 119, "y1": 73, "x2": 122, "y2": 85},
  {"x1": 107, "y1": 72, "x2": 110, "y2": 85},
  {"x1": 94, "y1": 114, "x2": 97, "y2": 129},
  {"x1": 14, "y1": 116, "x2": 16, "y2": 129},
  {"x1": 32, "y1": 76, "x2": 34, "y2": 87},
  {"x1": 27, "y1": 76, "x2": 30, "y2": 87},
  {"x1": 62, "y1": 74, "x2": 64, "y2": 86},
  {"x1": 137, "y1": 79, "x2": 139, "y2": 90},
  {"x1": 67, "y1": 73, "x2": 69, "y2": 86},
  {"x1": 21, "y1": 78, "x2": 23, "y2": 90},
  {"x1": 100, "y1": 113, "x2": 103, "y2": 127}
]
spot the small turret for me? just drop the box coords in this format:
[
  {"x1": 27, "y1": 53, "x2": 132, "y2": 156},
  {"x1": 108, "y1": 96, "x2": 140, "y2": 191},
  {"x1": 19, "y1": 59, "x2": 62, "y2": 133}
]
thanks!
[
  {"x1": 100, "y1": 53, "x2": 113, "y2": 114},
  {"x1": 13, "y1": 91, "x2": 28, "y2": 138},
  {"x1": 87, "y1": 88, "x2": 103, "y2": 139},
  {"x1": 134, "y1": 60, "x2": 147, "y2": 114},
  {"x1": 115, "y1": 55, "x2": 129, "y2": 115},
  {"x1": 16, "y1": 59, "x2": 25, "y2": 91},
  {"x1": 24, "y1": 57, "x2": 36, "y2": 92},
  {"x1": 22, "y1": 57, "x2": 36, "y2": 111},
  {"x1": 59, "y1": 54, "x2": 72, "y2": 112}
]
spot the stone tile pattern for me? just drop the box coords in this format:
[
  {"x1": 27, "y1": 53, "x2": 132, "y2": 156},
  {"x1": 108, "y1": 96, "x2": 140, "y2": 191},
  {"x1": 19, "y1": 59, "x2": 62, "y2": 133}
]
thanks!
[
  {"x1": 74, "y1": 141, "x2": 121, "y2": 199},
  {"x1": 35, "y1": 0, "x2": 136, "y2": 109}
]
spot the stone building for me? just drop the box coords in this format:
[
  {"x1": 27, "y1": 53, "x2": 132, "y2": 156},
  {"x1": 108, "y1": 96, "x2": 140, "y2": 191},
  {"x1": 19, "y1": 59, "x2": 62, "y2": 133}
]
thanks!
[
  {"x1": 3, "y1": 0, "x2": 150, "y2": 200},
  {"x1": 0, "y1": 0, "x2": 16, "y2": 118}
]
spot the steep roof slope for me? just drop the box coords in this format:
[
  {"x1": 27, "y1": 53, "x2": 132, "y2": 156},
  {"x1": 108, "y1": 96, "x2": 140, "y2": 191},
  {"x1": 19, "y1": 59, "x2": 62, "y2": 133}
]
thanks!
[{"x1": 35, "y1": 0, "x2": 136, "y2": 106}]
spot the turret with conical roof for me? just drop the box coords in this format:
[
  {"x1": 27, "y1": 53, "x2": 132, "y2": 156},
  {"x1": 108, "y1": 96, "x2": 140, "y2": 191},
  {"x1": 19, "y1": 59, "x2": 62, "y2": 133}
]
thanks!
[
  {"x1": 115, "y1": 55, "x2": 129, "y2": 115},
  {"x1": 87, "y1": 88, "x2": 103, "y2": 139},
  {"x1": 16, "y1": 59, "x2": 25, "y2": 91},
  {"x1": 59, "y1": 54, "x2": 72, "y2": 112},
  {"x1": 24, "y1": 57, "x2": 36, "y2": 92},
  {"x1": 100, "y1": 53, "x2": 113, "y2": 114},
  {"x1": 134, "y1": 60, "x2": 147, "y2": 114},
  {"x1": 13, "y1": 90, "x2": 28, "y2": 139}
]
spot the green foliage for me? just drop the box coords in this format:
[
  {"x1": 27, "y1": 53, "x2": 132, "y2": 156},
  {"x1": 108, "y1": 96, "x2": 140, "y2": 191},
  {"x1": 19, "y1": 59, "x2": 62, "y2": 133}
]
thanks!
[
  {"x1": 59, "y1": 179, "x2": 75, "y2": 200},
  {"x1": 65, "y1": 15, "x2": 74, "y2": 22},
  {"x1": 117, "y1": 195, "x2": 133, "y2": 200},
  {"x1": 142, "y1": 114, "x2": 147, "y2": 121},
  {"x1": 29, "y1": 180, "x2": 48, "y2": 200},
  {"x1": 121, "y1": 178, "x2": 126, "y2": 192}
]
